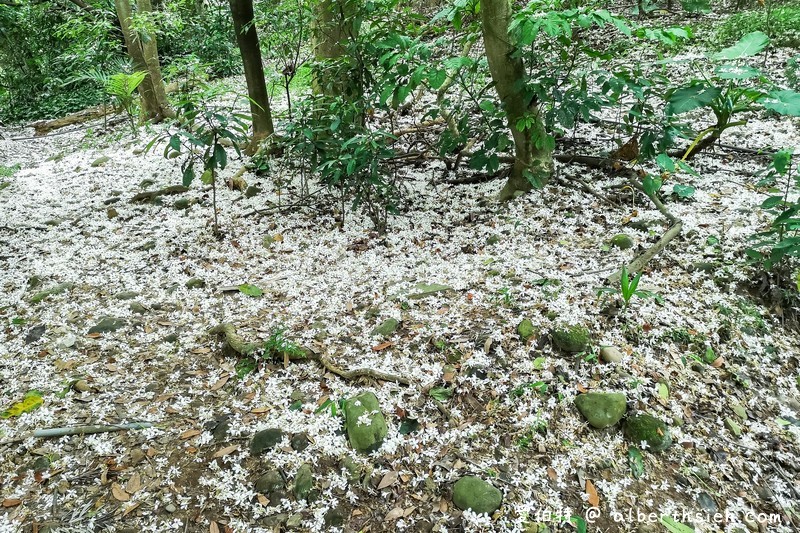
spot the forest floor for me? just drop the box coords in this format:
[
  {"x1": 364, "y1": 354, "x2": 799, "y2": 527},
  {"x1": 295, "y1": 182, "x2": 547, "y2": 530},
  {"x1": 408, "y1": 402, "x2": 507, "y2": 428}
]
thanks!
[{"x1": 2, "y1": 47, "x2": 800, "y2": 533}]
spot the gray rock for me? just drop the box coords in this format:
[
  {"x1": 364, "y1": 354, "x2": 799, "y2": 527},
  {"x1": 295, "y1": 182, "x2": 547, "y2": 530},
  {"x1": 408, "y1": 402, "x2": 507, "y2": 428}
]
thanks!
[
  {"x1": 697, "y1": 492, "x2": 718, "y2": 513},
  {"x1": 452, "y1": 476, "x2": 502, "y2": 515},
  {"x1": 24, "y1": 325, "x2": 46, "y2": 344},
  {"x1": 164, "y1": 503, "x2": 176, "y2": 513},
  {"x1": 623, "y1": 414, "x2": 672, "y2": 452},
  {"x1": 245, "y1": 185, "x2": 261, "y2": 198},
  {"x1": 344, "y1": 392, "x2": 388, "y2": 453},
  {"x1": 575, "y1": 392, "x2": 627, "y2": 429},
  {"x1": 56, "y1": 333, "x2": 77, "y2": 349},
  {"x1": 293, "y1": 464, "x2": 313, "y2": 500},
  {"x1": 599, "y1": 346, "x2": 624, "y2": 363},
  {"x1": 107, "y1": 207, "x2": 118, "y2": 219},
  {"x1": 114, "y1": 291, "x2": 139, "y2": 300},
  {"x1": 173, "y1": 198, "x2": 191, "y2": 210},
  {"x1": 551, "y1": 324, "x2": 591, "y2": 352},
  {"x1": 185, "y1": 278, "x2": 206, "y2": 289},
  {"x1": 290, "y1": 433, "x2": 309, "y2": 452},
  {"x1": 371, "y1": 318, "x2": 399, "y2": 337},
  {"x1": 87, "y1": 317, "x2": 126, "y2": 334},
  {"x1": 324, "y1": 507, "x2": 346, "y2": 528},
  {"x1": 129, "y1": 301, "x2": 148, "y2": 314},
  {"x1": 250, "y1": 428, "x2": 284, "y2": 455},
  {"x1": 255, "y1": 470, "x2": 284, "y2": 494},
  {"x1": 91, "y1": 156, "x2": 110, "y2": 167}
]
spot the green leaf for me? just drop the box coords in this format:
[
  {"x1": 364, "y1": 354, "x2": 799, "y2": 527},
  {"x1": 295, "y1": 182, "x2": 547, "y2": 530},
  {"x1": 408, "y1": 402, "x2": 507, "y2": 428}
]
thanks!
[
  {"x1": 762, "y1": 195, "x2": 786, "y2": 209},
  {"x1": 235, "y1": 357, "x2": 257, "y2": 379},
  {"x1": 672, "y1": 184, "x2": 696, "y2": 198},
  {"x1": 570, "y1": 516, "x2": 588, "y2": 533},
  {"x1": 182, "y1": 166, "x2": 195, "y2": 187},
  {"x1": 429, "y1": 386, "x2": 453, "y2": 401},
  {"x1": 238, "y1": 283, "x2": 263, "y2": 297},
  {"x1": 656, "y1": 153, "x2": 675, "y2": 172},
  {"x1": 628, "y1": 447, "x2": 645, "y2": 478},
  {"x1": 666, "y1": 84, "x2": 722, "y2": 115},
  {"x1": 714, "y1": 31, "x2": 769, "y2": 60},
  {"x1": 660, "y1": 515, "x2": 695, "y2": 533},
  {"x1": 714, "y1": 64, "x2": 761, "y2": 80},
  {"x1": 773, "y1": 150, "x2": 792, "y2": 175},
  {"x1": 760, "y1": 90, "x2": 800, "y2": 117},
  {"x1": 1, "y1": 390, "x2": 43, "y2": 419},
  {"x1": 642, "y1": 175, "x2": 663, "y2": 197},
  {"x1": 680, "y1": 0, "x2": 710, "y2": 13},
  {"x1": 200, "y1": 169, "x2": 213, "y2": 185},
  {"x1": 428, "y1": 69, "x2": 446, "y2": 89},
  {"x1": 213, "y1": 143, "x2": 227, "y2": 170}
]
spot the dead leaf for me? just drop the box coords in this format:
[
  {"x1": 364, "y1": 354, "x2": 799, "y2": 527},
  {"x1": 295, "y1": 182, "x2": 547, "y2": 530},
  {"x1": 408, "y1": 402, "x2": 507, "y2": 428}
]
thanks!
[
  {"x1": 111, "y1": 483, "x2": 130, "y2": 502},
  {"x1": 179, "y1": 429, "x2": 202, "y2": 440},
  {"x1": 585, "y1": 479, "x2": 600, "y2": 507},
  {"x1": 439, "y1": 497, "x2": 448, "y2": 513},
  {"x1": 122, "y1": 501, "x2": 141, "y2": 517},
  {"x1": 546, "y1": 467, "x2": 558, "y2": 481},
  {"x1": 251, "y1": 407, "x2": 271, "y2": 414},
  {"x1": 377, "y1": 471, "x2": 398, "y2": 490},
  {"x1": 210, "y1": 522, "x2": 220, "y2": 533},
  {"x1": 86, "y1": 332, "x2": 102, "y2": 339},
  {"x1": 213, "y1": 445, "x2": 239, "y2": 458},
  {"x1": 210, "y1": 375, "x2": 230, "y2": 391},
  {"x1": 257, "y1": 494, "x2": 269, "y2": 505},
  {"x1": 192, "y1": 347, "x2": 211, "y2": 354},
  {"x1": 576, "y1": 383, "x2": 588, "y2": 393},
  {"x1": 385, "y1": 507, "x2": 404, "y2": 521},
  {"x1": 372, "y1": 341, "x2": 393, "y2": 352},
  {"x1": 2, "y1": 498, "x2": 21, "y2": 508},
  {"x1": 404, "y1": 506, "x2": 416, "y2": 517},
  {"x1": 272, "y1": 234, "x2": 283, "y2": 242},
  {"x1": 711, "y1": 356, "x2": 725, "y2": 368},
  {"x1": 125, "y1": 473, "x2": 142, "y2": 494}
]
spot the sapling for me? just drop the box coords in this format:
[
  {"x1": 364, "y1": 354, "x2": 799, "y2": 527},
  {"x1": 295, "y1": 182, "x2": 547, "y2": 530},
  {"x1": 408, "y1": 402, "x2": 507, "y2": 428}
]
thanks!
[{"x1": 596, "y1": 265, "x2": 662, "y2": 308}]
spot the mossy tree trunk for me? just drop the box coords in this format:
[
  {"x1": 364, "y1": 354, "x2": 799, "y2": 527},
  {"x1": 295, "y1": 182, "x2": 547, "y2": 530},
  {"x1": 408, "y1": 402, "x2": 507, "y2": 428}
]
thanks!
[
  {"x1": 480, "y1": 0, "x2": 552, "y2": 201},
  {"x1": 114, "y1": 0, "x2": 174, "y2": 122},
  {"x1": 312, "y1": 0, "x2": 358, "y2": 98},
  {"x1": 229, "y1": 0, "x2": 274, "y2": 153}
]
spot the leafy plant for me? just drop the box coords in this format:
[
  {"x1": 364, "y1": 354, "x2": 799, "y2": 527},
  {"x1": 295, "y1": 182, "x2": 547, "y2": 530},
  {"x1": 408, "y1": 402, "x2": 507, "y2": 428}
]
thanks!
[
  {"x1": 596, "y1": 265, "x2": 663, "y2": 308},
  {"x1": 263, "y1": 328, "x2": 306, "y2": 360},
  {"x1": 429, "y1": 386, "x2": 453, "y2": 402},
  {"x1": 106, "y1": 71, "x2": 147, "y2": 132},
  {"x1": 238, "y1": 283, "x2": 264, "y2": 297},
  {"x1": 716, "y1": 6, "x2": 800, "y2": 48}
]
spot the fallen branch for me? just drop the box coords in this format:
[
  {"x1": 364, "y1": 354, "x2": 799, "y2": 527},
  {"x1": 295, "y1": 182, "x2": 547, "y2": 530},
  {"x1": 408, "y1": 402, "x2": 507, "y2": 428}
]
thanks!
[
  {"x1": 607, "y1": 221, "x2": 683, "y2": 284},
  {"x1": 210, "y1": 323, "x2": 410, "y2": 386},
  {"x1": 31, "y1": 104, "x2": 119, "y2": 136},
  {"x1": 0, "y1": 422, "x2": 154, "y2": 447}
]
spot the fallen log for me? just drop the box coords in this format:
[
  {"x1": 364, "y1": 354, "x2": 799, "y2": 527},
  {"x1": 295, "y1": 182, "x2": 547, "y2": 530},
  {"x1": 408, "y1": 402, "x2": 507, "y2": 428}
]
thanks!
[{"x1": 31, "y1": 104, "x2": 119, "y2": 136}]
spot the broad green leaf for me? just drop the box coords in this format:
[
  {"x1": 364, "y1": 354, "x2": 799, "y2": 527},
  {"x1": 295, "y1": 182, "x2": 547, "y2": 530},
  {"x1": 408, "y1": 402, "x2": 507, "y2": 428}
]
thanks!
[
  {"x1": 715, "y1": 64, "x2": 761, "y2": 80},
  {"x1": 681, "y1": 0, "x2": 710, "y2": 13},
  {"x1": 182, "y1": 165, "x2": 195, "y2": 187},
  {"x1": 761, "y1": 195, "x2": 786, "y2": 209},
  {"x1": 666, "y1": 84, "x2": 722, "y2": 115},
  {"x1": 773, "y1": 150, "x2": 792, "y2": 175},
  {"x1": 1, "y1": 390, "x2": 43, "y2": 419},
  {"x1": 656, "y1": 153, "x2": 675, "y2": 172},
  {"x1": 200, "y1": 169, "x2": 213, "y2": 185},
  {"x1": 672, "y1": 184, "x2": 696, "y2": 198},
  {"x1": 628, "y1": 447, "x2": 645, "y2": 478},
  {"x1": 760, "y1": 90, "x2": 800, "y2": 117},
  {"x1": 429, "y1": 386, "x2": 453, "y2": 401},
  {"x1": 713, "y1": 31, "x2": 769, "y2": 60},
  {"x1": 660, "y1": 515, "x2": 695, "y2": 533},
  {"x1": 642, "y1": 174, "x2": 663, "y2": 197},
  {"x1": 442, "y1": 56, "x2": 474, "y2": 70},
  {"x1": 238, "y1": 283, "x2": 263, "y2": 297},
  {"x1": 428, "y1": 68, "x2": 446, "y2": 89},
  {"x1": 570, "y1": 516, "x2": 588, "y2": 533},
  {"x1": 213, "y1": 143, "x2": 227, "y2": 170}
]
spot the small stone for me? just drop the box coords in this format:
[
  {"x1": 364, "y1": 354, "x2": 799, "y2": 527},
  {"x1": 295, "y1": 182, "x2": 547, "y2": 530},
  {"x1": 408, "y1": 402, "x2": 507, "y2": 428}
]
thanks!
[
  {"x1": 129, "y1": 302, "x2": 148, "y2": 314},
  {"x1": 162, "y1": 333, "x2": 179, "y2": 343},
  {"x1": 91, "y1": 156, "x2": 110, "y2": 167},
  {"x1": 114, "y1": 291, "x2": 138, "y2": 300},
  {"x1": 725, "y1": 417, "x2": 742, "y2": 437},
  {"x1": 73, "y1": 380, "x2": 91, "y2": 393},
  {"x1": 324, "y1": 507, "x2": 346, "y2": 528},
  {"x1": 344, "y1": 392, "x2": 388, "y2": 453},
  {"x1": 293, "y1": 464, "x2": 313, "y2": 500},
  {"x1": 291, "y1": 432, "x2": 309, "y2": 452},
  {"x1": 551, "y1": 324, "x2": 591, "y2": 353},
  {"x1": 103, "y1": 197, "x2": 120, "y2": 205},
  {"x1": 517, "y1": 319, "x2": 535, "y2": 341},
  {"x1": 251, "y1": 428, "x2": 284, "y2": 455},
  {"x1": 106, "y1": 207, "x2": 118, "y2": 219},
  {"x1": 599, "y1": 346, "x2": 624, "y2": 363},
  {"x1": 574, "y1": 392, "x2": 627, "y2": 429},
  {"x1": 486, "y1": 235, "x2": 501, "y2": 246},
  {"x1": 87, "y1": 317, "x2": 126, "y2": 334},
  {"x1": 24, "y1": 325, "x2": 46, "y2": 344},
  {"x1": 754, "y1": 486, "x2": 774, "y2": 502},
  {"x1": 185, "y1": 278, "x2": 206, "y2": 289},
  {"x1": 371, "y1": 318, "x2": 399, "y2": 337},
  {"x1": 609, "y1": 233, "x2": 634, "y2": 249},
  {"x1": 623, "y1": 414, "x2": 672, "y2": 452},
  {"x1": 173, "y1": 198, "x2": 190, "y2": 210},
  {"x1": 56, "y1": 333, "x2": 77, "y2": 349},
  {"x1": 452, "y1": 476, "x2": 502, "y2": 515},
  {"x1": 255, "y1": 470, "x2": 284, "y2": 494},
  {"x1": 244, "y1": 185, "x2": 261, "y2": 198},
  {"x1": 697, "y1": 492, "x2": 718, "y2": 513}
]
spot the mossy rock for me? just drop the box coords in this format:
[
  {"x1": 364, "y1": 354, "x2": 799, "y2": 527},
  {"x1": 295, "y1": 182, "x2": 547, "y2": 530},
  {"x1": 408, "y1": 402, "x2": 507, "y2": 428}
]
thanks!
[
  {"x1": 609, "y1": 233, "x2": 634, "y2": 249},
  {"x1": 87, "y1": 317, "x2": 126, "y2": 334},
  {"x1": 452, "y1": 476, "x2": 502, "y2": 515},
  {"x1": 250, "y1": 428, "x2": 284, "y2": 455},
  {"x1": 371, "y1": 318, "x2": 399, "y2": 337},
  {"x1": 185, "y1": 277, "x2": 206, "y2": 289},
  {"x1": 293, "y1": 463, "x2": 314, "y2": 501},
  {"x1": 344, "y1": 392, "x2": 387, "y2": 453},
  {"x1": 517, "y1": 319, "x2": 536, "y2": 341},
  {"x1": 574, "y1": 392, "x2": 627, "y2": 429},
  {"x1": 623, "y1": 414, "x2": 672, "y2": 452},
  {"x1": 551, "y1": 324, "x2": 591, "y2": 352}
]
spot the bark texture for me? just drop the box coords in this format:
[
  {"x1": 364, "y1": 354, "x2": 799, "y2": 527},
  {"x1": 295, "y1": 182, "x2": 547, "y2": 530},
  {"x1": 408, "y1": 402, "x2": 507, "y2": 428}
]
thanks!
[{"x1": 312, "y1": 0, "x2": 357, "y2": 97}]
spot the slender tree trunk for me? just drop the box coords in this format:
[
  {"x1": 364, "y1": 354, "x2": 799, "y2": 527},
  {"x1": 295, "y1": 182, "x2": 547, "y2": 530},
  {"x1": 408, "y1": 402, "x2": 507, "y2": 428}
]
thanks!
[
  {"x1": 229, "y1": 0, "x2": 274, "y2": 152},
  {"x1": 481, "y1": 0, "x2": 552, "y2": 201},
  {"x1": 312, "y1": 0, "x2": 357, "y2": 97},
  {"x1": 114, "y1": 0, "x2": 173, "y2": 122}
]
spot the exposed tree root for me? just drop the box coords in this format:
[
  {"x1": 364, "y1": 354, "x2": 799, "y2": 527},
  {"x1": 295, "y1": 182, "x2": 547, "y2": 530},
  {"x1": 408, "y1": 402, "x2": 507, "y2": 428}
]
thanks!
[
  {"x1": 129, "y1": 185, "x2": 190, "y2": 203},
  {"x1": 209, "y1": 323, "x2": 411, "y2": 386}
]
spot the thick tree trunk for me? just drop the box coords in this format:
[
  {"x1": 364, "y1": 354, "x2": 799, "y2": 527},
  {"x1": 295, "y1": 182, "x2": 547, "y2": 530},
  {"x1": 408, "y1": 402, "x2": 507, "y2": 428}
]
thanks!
[
  {"x1": 229, "y1": 0, "x2": 274, "y2": 152},
  {"x1": 480, "y1": 0, "x2": 552, "y2": 201},
  {"x1": 312, "y1": 0, "x2": 357, "y2": 97},
  {"x1": 114, "y1": 0, "x2": 173, "y2": 122}
]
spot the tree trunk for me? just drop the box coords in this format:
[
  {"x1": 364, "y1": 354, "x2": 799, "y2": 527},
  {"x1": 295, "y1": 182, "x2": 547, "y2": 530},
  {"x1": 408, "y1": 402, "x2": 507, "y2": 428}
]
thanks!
[
  {"x1": 480, "y1": 0, "x2": 552, "y2": 201},
  {"x1": 229, "y1": 0, "x2": 274, "y2": 152},
  {"x1": 312, "y1": 0, "x2": 357, "y2": 98},
  {"x1": 114, "y1": 0, "x2": 174, "y2": 122}
]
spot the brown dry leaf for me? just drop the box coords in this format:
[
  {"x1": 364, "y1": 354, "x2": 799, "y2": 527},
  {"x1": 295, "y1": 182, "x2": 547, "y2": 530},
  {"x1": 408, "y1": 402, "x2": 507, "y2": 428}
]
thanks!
[
  {"x1": 546, "y1": 467, "x2": 558, "y2": 481},
  {"x1": 385, "y1": 507, "x2": 404, "y2": 521},
  {"x1": 213, "y1": 445, "x2": 239, "y2": 458},
  {"x1": 209, "y1": 522, "x2": 220, "y2": 533},
  {"x1": 210, "y1": 374, "x2": 230, "y2": 391},
  {"x1": 192, "y1": 347, "x2": 211, "y2": 354},
  {"x1": 273, "y1": 234, "x2": 283, "y2": 242},
  {"x1": 105, "y1": 363, "x2": 118, "y2": 372},
  {"x1": 439, "y1": 497, "x2": 448, "y2": 513},
  {"x1": 352, "y1": 509, "x2": 363, "y2": 517},
  {"x1": 399, "y1": 473, "x2": 411, "y2": 483},
  {"x1": 377, "y1": 471, "x2": 398, "y2": 490},
  {"x1": 436, "y1": 306, "x2": 449, "y2": 315},
  {"x1": 711, "y1": 356, "x2": 725, "y2": 368},
  {"x1": 576, "y1": 383, "x2": 588, "y2": 393},
  {"x1": 86, "y1": 332, "x2": 102, "y2": 339},
  {"x1": 585, "y1": 479, "x2": 600, "y2": 507},
  {"x1": 2, "y1": 498, "x2": 21, "y2": 508},
  {"x1": 372, "y1": 341, "x2": 393, "y2": 352},
  {"x1": 404, "y1": 506, "x2": 416, "y2": 517},
  {"x1": 125, "y1": 473, "x2": 142, "y2": 494},
  {"x1": 179, "y1": 429, "x2": 202, "y2": 440},
  {"x1": 257, "y1": 494, "x2": 269, "y2": 505},
  {"x1": 122, "y1": 501, "x2": 141, "y2": 517},
  {"x1": 251, "y1": 406, "x2": 270, "y2": 415},
  {"x1": 157, "y1": 321, "x2": 173, "y2": 326},
  {"x1": 186, "y1": 446, "x2": 198, "y2": 454},
  {"x1": 111, "y1": 483, "x2": 130, "y2": 502}
]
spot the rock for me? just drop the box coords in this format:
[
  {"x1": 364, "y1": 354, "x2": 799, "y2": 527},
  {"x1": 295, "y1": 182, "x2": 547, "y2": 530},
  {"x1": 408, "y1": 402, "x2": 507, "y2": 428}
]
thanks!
[
  {"x1": 56, "y1": 333, "x2": 77, "y2": 349},
  {"x1": 609, "y1": 233, "x2": 634, "y2": 249},
  {"x1": 574, "y1": 392, "x2": 627, "y2": 429},
  {"x1": 162, "y1": 333, "x2": 179, "y2": 343},
  {"x1": 250, "y1": 428, "x2": 284, "y2": 455},
  {"x1": 87, "y1": 317, "x2": 126, "y2": 334},
  {"x1": 244, "y1": 185, "x2": 261, "y2": 198},
  {"x1": 255, "y1": 470, "x2": 284, "y2": 494},
  {"x1": 29, "y1": 282, "x2": 74, "y2": 304},
  {"x1": 344, "y1": 392, "x2": 388, "y2": 453},
  {"x1": 371, "y1": 318, "x2": 399, "y2": 337},
  {"x1": 697, "y1": 492, "x2": 718, "y2": 513},
  {"x1": 452, "y1": 476, "x2": 502, "y2": 515},
  {"x1": 114, "y1": 291, "x2": 138, "y2": 300},
  {"x1": 185, "y1": 278, "x2": 206, "y2": 289},
  {"x1": 24, "y1": 325, "x2": 46, "y2": 344},
  {"x1": 290, "y1": 432, "x2": 309, "y2": 452},
  {"x1": 517, "y1": 319, "x2": 535, "y2": 341},
  {"x1": 324, "y1": 507, "x2": 346, "y2": 528},
  {"x1": 103, "y1": 197, "x2": 120, "y2": 205},
  {"x1": 486, "y1": 235, "x2": 501, "y2": 246},
  {"x1": 129, "y1": 301, "x2": 147, "y2": 314},
  {"x1": 107, "y1": 207, "x2": 118, "y2": 219},
  {"x1": 91, "y1": 156, "x2": 110, "y2": 167},
  {"x1": 551, "y1": 324, "x2": 591, "y2": 353},
  {"x1": 286, "y1": 513, "x2": 303, "y2": 528},
  {"x1": 725, "y1": 417, "x2": 742, "y2": 437},
  {"x1": 599, "y1": 346, "x2": 624, "y2": 363},
  {"x1": 164, "y1": 503, "x2": 177, "y2": 513},
  {"x1": 173, "y1": 198, "x2": 191, "y2": 210},
  {"x1": 623, "y1": 414, "x2": 672, "y2": 452},
  {"x1": 341, "y1": 456, "x2": 361, "y2": 482},
  {"x1": 293, "y1": 464, "x2": 313, "y2": 500},
  {"x1": 402, "y1": 282, "x2": 452, "y2": 300}
]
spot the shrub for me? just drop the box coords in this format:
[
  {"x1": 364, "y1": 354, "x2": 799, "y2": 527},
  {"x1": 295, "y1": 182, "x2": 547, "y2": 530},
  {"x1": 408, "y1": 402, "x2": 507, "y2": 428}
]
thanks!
[{"x1": 716, "y1": 7, "x2": 800, "y2": 48}]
